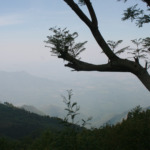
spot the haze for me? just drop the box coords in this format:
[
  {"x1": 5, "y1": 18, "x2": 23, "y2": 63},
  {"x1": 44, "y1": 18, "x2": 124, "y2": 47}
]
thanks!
[{"x1": 0, "y1": 0, "x2": 150, "y2": 126}]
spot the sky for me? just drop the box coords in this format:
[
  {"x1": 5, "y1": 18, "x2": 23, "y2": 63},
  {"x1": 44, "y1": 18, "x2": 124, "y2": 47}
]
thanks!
[{"x1": 0, "y1": 0, "x2": 150, "y2": 123}]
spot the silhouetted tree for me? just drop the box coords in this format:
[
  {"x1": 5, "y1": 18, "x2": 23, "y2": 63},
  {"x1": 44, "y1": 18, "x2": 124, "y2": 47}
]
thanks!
[{"x1": 45, "y1": 0, "x2": 150, "y2": 92}]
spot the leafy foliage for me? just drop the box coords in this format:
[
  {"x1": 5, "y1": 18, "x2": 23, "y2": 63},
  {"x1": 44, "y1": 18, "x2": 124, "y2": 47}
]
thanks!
[
  {"x1": 45, "y1": 27, "x2": 87, "y2": 60},
  {"x1": 118, "y1": 0, "x2": 150, "y2": 27},
  {"x1": 127, "y1": 38, "x2": 150, "y2": 69},
  {"x1": 107, "y1": 40, "x2": 129, "y2": 56},
  {"x1": 46, "y1": 27, "x2": 150, "y2": 70},
  {"x1": 143, "y1": 37, "x2": 150, "y2": 51},
  {"x1": 62, "y1": 90, "x2": 80, "y2": 124},
  {"x1": 62, "y1": 90, "x2": 92, "y2": 127},
  {"x1": 127, "y1": 105, "x2": 142, "y2": 119},
  {"x1": 105, "y1": 38, "x2": 150, "y2": 69},
  {"x1": 128, "y1": 38, "x2": 148, "y2": 59}
]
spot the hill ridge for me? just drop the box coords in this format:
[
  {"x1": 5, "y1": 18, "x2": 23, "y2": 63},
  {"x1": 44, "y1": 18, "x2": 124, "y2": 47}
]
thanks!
[{"x1": 0, "y1": 102, "x2": 64, "y2": 139}]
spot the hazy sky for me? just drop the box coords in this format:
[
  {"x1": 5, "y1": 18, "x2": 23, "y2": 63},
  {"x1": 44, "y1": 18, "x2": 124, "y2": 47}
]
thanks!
[
  {"x1": 0, "y1": 0, "x2": 150, "y2": 119},
  {"x1": 0, "y1": 0, "x2": 149, "y2": 73}
]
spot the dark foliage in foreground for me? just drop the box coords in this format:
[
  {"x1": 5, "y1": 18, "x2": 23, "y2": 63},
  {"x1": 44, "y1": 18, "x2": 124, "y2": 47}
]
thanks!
[
  {"x1": 0, "y1": 104, "x2": 150, "y2": 150},
  {"x1": 0, "y1": 102, "x2": 64, "y2": 139}
]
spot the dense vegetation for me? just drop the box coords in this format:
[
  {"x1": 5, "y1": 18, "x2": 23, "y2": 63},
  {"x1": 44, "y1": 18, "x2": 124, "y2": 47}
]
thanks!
[
  {"x1": 0, "y1": 102, "x2": 64, "y2": 139},
  {"x1": 0, "y1": 102, "x2": 150, "y2": 150}
]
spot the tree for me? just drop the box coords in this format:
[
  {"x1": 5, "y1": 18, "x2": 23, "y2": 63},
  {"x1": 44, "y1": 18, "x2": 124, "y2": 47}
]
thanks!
[
  {"x1": 62, "y1": 89, "x2": 92, "y2": 127},
  {"x1": 118, "y1": 0, "x2": 150, "y2": 27},
  {"x1": 45, "y1": 0, "x2": 150, "y2": 91}
]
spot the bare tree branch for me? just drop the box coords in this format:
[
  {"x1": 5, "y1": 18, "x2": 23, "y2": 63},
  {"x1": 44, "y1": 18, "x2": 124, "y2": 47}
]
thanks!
[
  {"x1": 64, "y1": 0, "x2": 118, "y2": 60},
  {"x1": 64, "y1": 0, "x2": 92, "y2": 28},
  {"x1": 84, "y1": 0, "x2": 98, "y2": 26}
]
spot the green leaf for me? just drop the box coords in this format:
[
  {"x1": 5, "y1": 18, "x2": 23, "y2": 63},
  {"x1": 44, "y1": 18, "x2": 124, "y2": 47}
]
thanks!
[{"x1": 72, "y1": 102, "x2": 77, "y2": 108}]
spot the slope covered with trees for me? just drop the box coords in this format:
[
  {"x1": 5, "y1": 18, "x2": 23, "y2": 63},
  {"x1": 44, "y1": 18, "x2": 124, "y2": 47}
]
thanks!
[
  {"x1": 0, "y1": 105, "x2": 150, "y2": 150},
  {"x1": 0, "y1": 102, "x2": 64, "y2": 139}
]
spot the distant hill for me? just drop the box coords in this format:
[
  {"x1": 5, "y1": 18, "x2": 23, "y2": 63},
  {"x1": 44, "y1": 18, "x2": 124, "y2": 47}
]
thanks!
[
  {"x1": 106, "y1": 106, "x2": 150, "y2": 125},
  {"x1": 0, "y1": 70, "x2": 150, "y2": 127},
  {"x1": 105, "y1": 111, "x2": 128, "y2": 125},
  {"x1": 0, "y1": 102, "x2": 64, "y2": 139},
  {"x1": 40, "y1": 104, "x2": 65, "y2": 118},
  {"x1": 0, "y1": 71, "x2": 67, "y2": 107},
  {"x1": 20, "y1": 105, "x2": 45, "y2": 116}
]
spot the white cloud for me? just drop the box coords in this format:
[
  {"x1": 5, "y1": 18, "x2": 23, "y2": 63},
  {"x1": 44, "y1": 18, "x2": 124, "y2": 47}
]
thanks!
[{"x1": 0, "y1": 14, "x2": 23, "y2": 26}]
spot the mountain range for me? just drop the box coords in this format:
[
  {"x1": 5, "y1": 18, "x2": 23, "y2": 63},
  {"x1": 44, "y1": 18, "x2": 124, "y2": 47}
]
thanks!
[
  {"x1": 18, "y1": 104, "x2": 150, "y2": 128},
  {"x1": 0, "y1": 70, "x2": 150, "y2": 126}
]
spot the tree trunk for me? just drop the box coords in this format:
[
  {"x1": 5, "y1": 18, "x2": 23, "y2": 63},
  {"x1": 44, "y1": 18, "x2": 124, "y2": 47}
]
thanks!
[{"x1": 136, "y1": 71, "x2": 150, "y2": 92}]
